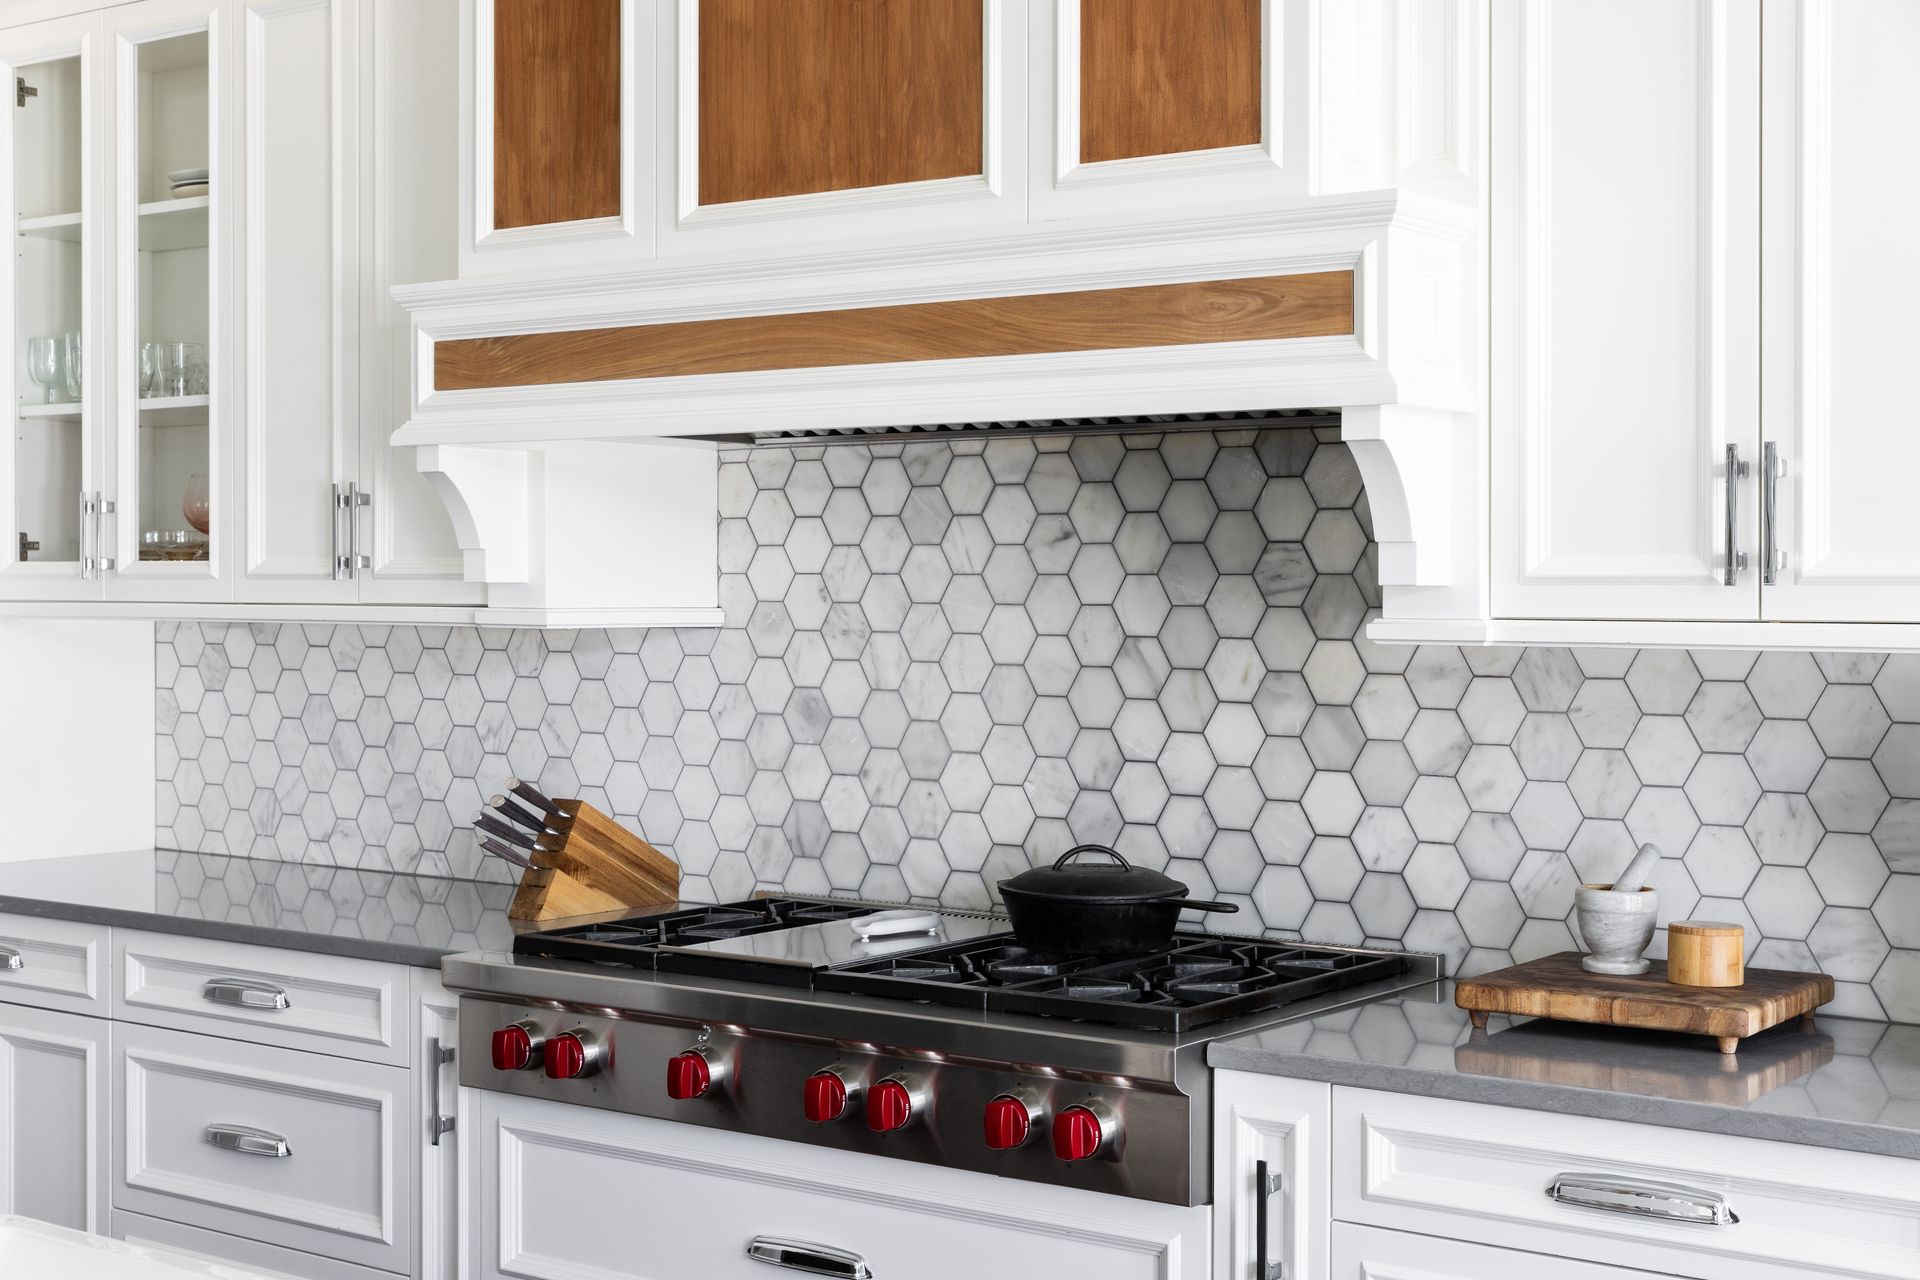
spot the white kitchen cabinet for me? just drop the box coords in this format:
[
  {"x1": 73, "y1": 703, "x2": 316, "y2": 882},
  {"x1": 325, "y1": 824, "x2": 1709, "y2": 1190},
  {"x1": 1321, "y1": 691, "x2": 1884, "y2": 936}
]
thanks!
[
  {"x1": 1491, "y1": 0, "x2": 1761, "y2": 623},
  {"x1": 1212, "y1": 1071, "x2": 1327, "y2": 1280},
  {"x1": 1757, "y1": 0, "x2": 1920, "y2": 623},
  {"x1": 1475, "y1": 0, "x2": 1920, "y2": 640},
  {"x1": 2, "y1": 0, "x2": 472, "y2": 615},
  {"x1": 0, "y1": 1001, "x2": 109, "y2": 1233},
  {"x1": 1332, "y1": 1222, "x2": 1669, "y2": 1280},
  {"x1": 468, "y1": 1089, "x2": 1211, "y2": 1280},
  {"x1": 414, "y1": 972, "x2": 459, "y2": 1280}
]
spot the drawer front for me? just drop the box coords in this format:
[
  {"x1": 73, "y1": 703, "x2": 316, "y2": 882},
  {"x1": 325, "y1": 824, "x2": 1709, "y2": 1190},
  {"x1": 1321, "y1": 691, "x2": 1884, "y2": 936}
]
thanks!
[
  {"x1": 1333, "y1": 1087, "x2": 1920, "y2": 1280},
  {"x1": 0, "y1": 913, "x2": 107, "y2": 1015},
  {"x1": 1333, "y1": 1222, "x2": 1672, "y2": 1279},
  {"x1": 114, "y1": 930, "x2": 409, "y2": 1065},
  {"x1": 113, "y1": 1021, "x2": 412, "y2": 1273},
  {"x1": 111, "y1": 1210, "x2": 397, "y2": 1280},
  {"x1": 474, "y1": 1091, "x2": 1211, "y2": 1280}
]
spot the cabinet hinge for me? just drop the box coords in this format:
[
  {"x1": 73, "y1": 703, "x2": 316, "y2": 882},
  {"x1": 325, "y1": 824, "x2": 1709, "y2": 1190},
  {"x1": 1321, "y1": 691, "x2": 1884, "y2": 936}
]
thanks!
[{"x1": 16, "y1": 77, "x2": 36, "y2": 108}]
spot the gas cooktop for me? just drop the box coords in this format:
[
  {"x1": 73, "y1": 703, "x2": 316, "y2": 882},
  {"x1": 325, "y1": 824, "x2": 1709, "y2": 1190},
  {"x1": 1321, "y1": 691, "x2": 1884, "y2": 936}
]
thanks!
[{"x1": 514, "y1": 896, "x2": 1407, "y2": 1032}]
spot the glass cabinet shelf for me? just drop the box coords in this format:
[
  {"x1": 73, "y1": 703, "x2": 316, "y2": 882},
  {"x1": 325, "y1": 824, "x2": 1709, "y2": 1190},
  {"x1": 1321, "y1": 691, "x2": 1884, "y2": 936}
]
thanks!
[{"x1": 136, "y1": 394, "x2": 210, "y2": 427}]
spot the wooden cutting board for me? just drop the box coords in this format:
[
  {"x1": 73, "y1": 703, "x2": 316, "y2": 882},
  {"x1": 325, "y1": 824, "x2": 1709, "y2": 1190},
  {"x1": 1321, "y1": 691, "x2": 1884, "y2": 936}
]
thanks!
[{"x1": 1454, "y1": 951, "x2": 1833, "y2": 1056}]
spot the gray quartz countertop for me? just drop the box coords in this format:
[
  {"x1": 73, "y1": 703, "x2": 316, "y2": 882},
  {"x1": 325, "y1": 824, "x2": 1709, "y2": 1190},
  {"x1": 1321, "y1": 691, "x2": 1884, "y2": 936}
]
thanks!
[
  {"x1": 1209, "y1": 980, "x2": 1920, "y2": 1163},
  {"x1": 0, "y1": 848, "x2": 519, "y2": 967}
]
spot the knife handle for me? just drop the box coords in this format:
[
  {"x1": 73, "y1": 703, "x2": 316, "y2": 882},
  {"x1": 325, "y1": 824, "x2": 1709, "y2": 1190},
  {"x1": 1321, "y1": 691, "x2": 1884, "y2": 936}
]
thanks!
[
  {"x1": 490, "y1": 793, "x2": 552, "y2": 835},
  {"x1": 479, "y1": 836, "x2": 533, "y2": 869},
  {"x1": 475, "y1": 812, "x2": 538, "y2": 849},
  {"x1": 505, "y1": 776, "x2": 563, "y2": 817}
]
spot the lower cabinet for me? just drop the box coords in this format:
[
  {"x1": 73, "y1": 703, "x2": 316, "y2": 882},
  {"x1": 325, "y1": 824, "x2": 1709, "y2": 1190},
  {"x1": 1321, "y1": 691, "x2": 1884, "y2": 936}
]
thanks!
[
  {"x1": 1332, "y1": 1222, "x2": 1666, "y2": 1279},
  {"x1": 112, "y1": 1209, "x2": 399, "y2": 1280},
  {"x1": 468, "y1": 1090, "x2": 1212, "y2": 1280},
  {"x1": 1213, "y1": 1071, "x2": 1920, "y2": 1280},
  {"x1": 0, "y1": 1001, "x2": 108, "y2": 1232}
]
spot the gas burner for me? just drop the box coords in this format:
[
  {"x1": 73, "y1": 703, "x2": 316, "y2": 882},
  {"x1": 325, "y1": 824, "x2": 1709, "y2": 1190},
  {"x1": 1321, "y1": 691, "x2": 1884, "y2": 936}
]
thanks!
[{"x1": 818, "y1": 934, "x2": 1408, "y2": 1032}]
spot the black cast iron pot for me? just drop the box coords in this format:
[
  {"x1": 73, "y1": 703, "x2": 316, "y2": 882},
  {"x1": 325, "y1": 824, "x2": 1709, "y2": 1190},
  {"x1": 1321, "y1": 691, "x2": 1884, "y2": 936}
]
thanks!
[{"x1": 997, "y1": 845, "x2": 1239, "y2": 957}]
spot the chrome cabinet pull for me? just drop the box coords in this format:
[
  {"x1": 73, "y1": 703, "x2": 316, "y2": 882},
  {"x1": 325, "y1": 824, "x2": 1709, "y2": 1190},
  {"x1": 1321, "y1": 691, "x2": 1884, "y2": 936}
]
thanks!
[
  {"x1": 95, "y1": 495, "x2": 115, "y2": 573},
  {"x1": 1762, "y1": 442, "x2": 1786, "y2": 585},
  {"x1": 80, "y1": 490, "x2": 94, "y2": 580},
  {"x1": 1723, "y1": 444, "x2": 1750, "y2": 586},
  {"x1": 746, "y1": 1237, "x2": 873, "y2": 1279},
  {"x1": 427, "y1": 1037, "x2": 456, "y2": 1147},
  {"x1": 1548, "y1": 1173, "x2": 1738, "y2": 1226},
  {"x1": 1255, "y1": 1158, "x2": 1285, "y2": 1279},
  {"x1": 204, "y1": 1123, "x2": 292, "y2": 1158},
  {"x1": 0, "y1": 944, "x2": 21, "y2": 971},
  {"x1": 331, "y1": 482, "x2": 346, "y2": 581},
  {"x1": 201, "y1": 977, "x2": 291, "y2": 1010},
  {"x1": 348, "y1": 482, "x2": 371, "y2": 579}
]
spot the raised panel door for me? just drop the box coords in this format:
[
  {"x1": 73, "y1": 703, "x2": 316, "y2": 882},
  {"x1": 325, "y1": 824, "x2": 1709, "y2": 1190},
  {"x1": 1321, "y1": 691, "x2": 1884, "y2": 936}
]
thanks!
[
  {"x1": 0, "y1": 1002, "x2": 108, "y2": 1232},
  {"x1": 1759, "y1": 0, "x2": 1920, "y2": 622},
  {"x1": 1492, "y1": 0, "x2": 1762, "y2": 622},
  {"x1": 1333, "y1": 1223, "x2": 1670, "y2": 1279}
]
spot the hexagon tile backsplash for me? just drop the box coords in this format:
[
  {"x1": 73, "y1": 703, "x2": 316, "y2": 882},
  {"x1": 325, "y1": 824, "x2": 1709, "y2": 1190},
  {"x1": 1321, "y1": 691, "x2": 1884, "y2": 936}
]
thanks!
[{"x1": 153, "y1": 427, "x2": 1920, "y2": 1023}]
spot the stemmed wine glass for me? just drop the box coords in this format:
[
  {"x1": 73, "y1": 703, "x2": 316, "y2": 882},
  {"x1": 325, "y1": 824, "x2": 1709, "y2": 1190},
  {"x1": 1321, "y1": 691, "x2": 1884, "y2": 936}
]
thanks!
[
  {"x1": 183, "y1": 473, "x2": 210, "y2": 536},
  {"x1": 61, "y1": 332, "x2": 81, "y2": 402},
  {"x1": 26, "y1": 338, "x2": 61, "y2": 404}
]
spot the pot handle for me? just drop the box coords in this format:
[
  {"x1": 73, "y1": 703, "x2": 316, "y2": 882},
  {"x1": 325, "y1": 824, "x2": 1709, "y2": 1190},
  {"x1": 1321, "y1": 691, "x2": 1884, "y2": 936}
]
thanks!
[
  {"x1": 1178, "y1": 899, "x2": 1240, "y2": 914},
  {"x1": 1053, "y1": 844, "x2": 1129, "y2": 870}
]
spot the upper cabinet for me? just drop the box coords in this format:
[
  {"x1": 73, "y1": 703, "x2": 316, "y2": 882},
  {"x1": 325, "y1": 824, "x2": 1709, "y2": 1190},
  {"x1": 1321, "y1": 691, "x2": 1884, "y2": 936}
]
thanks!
[
  {"x1": 1358, "y1": 0, "x2": 1920, "y2": 650},
  {"x1": 0, "y1": 0, "x2": 475, "y2": 613}
]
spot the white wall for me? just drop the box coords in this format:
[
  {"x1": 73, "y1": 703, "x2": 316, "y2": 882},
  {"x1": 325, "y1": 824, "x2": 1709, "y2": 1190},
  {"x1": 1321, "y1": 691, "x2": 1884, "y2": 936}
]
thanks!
[{"x1": 0, "y1": 620, "x2": 153, "y2": 862}]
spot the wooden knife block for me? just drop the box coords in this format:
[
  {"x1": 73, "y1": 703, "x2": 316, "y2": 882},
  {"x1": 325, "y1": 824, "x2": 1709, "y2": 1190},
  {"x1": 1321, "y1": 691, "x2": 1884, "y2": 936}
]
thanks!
[{"x1": 506, "y1": 801, "x2": 680, "y2": 922}]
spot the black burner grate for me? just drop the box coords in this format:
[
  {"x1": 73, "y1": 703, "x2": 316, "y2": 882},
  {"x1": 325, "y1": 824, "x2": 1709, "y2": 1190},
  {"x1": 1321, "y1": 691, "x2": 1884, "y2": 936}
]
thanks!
[{"x1": 815, "y1": 935, "x2": 1407, "y2": 1032}]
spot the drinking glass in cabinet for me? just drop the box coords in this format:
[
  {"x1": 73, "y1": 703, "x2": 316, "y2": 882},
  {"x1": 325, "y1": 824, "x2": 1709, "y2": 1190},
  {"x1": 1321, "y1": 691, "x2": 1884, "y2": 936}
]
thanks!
[
  {"x1": 25, "y1": 338, "x2": 61, "y2": 404},
  {"x1": 61, "y1": 332, "x2": 81, "y2": 402}
]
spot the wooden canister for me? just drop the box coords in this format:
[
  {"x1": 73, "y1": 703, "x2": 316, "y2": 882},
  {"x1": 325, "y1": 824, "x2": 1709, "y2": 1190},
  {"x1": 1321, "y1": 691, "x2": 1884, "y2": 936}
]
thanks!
[{"x1": 1667, "y1": 921, "x2": 1745, "y2": 987}]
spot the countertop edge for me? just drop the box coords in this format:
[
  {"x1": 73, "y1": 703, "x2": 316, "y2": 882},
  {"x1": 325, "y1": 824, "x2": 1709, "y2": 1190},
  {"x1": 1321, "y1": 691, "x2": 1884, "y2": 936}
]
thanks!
[
  {"x1": 0, "y1": 893, "x2": 452, "y2": 970},
  {"x1": 1206, "y1": 1042, "x2": 1920, "y2": 1164}
]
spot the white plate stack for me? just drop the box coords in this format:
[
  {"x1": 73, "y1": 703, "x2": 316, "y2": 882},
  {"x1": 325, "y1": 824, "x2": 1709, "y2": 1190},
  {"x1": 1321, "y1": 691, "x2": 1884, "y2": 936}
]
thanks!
[{"x1": 168, "y1": 167, "x2": 208, "y2": 199}]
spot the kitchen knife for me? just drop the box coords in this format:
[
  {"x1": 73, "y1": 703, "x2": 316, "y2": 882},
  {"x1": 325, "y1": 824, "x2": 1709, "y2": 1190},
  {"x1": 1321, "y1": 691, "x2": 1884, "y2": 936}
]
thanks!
[
  {"x1": 504, "y1": 776, "x2": 566, "y2": 818},
  {"x1": 475, "y1": 811, "x2": 538, "y2": 850},
  {"x1": 489, "y1": 793, "x2": 553, "y2": 836},
  {"x1": 478, "y1": 836, "x2": 533, "y2": 869}
]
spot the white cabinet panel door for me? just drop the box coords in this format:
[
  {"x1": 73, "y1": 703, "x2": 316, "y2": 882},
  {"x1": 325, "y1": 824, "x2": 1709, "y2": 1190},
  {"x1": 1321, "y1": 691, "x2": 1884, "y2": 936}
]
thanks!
[
  {"x1": 1492, "y1": 0, "x2": 1761, "y2": 621},
  {"x1": 1760, "y1": 0, "x2": 1920, "y2": 622},
  {"x1": 1333, "y1": 1223, "x2": 1671, "y2": 1279},
  {"x1": 0, "y1": 1002, "x2": 108, "y2": 1232}
]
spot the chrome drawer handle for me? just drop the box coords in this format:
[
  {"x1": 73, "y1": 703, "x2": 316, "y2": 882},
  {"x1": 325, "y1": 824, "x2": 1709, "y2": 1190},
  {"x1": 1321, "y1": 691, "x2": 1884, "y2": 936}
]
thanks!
[
  {"x1": 204, "y1": 1124, "x2": 292, "y2": 1158},
  {"x1": 0, "y1": 944, "x2": 21, "y2": 971},
  {"x1": 747, "y1": 1237, "x2": 873, "y2": 1279},
  {"x1": 1548, "y1": 1173, "x2": 1738, "y2": 1226},
  {"x1": 202, "y1": 977, "x2": 291, "y2": 1010}
]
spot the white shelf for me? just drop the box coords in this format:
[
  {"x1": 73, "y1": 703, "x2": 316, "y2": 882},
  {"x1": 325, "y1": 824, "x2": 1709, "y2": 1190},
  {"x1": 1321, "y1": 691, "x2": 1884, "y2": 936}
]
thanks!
[
  {"x1": 138, "y1": 197, "x2": 208, "y2": 252},
  {"x1": 17, "y1": 211, "x2": 82, "y2": 242},
  {"x1": 137, "y1": 394, "x2": 210, "y2": 427},
  {"x1": 17, "y1": 401, "x2": 83, "y2": 422}
]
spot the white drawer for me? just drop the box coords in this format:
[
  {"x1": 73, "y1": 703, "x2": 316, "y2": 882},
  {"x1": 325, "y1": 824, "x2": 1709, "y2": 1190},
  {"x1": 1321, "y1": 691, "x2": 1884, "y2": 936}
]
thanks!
[
  {"x1": 112, "y1": 1021, "x2": 412, "y2": 1274},
  {"x1": 0, "y1": 913, "x2": 108, "y2": 1015},
  {"x1": 474, "y1": 1091, "x2": 1211, "y2": 1280},
  {"x1": 1333, "y1": 1086, "x2": 1920, "y2": 1280},
  {"x1": 111, "y1": 1210, "x2": 398, "y2": 1280},
  {"x1": 114, "y1": 930, "x2": 410, "y2": 1065},
  {"x1": 1333, "y1": 1222, "x2": 1672, "y2": 1279}
]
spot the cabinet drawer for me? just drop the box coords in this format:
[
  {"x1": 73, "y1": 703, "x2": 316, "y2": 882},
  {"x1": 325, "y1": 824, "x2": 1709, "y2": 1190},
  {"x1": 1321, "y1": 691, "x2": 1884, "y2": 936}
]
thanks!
[
  {"x1": 113, "y1": 1021, "x2": 412, "y2": 1273},
  {"x1": 114, "y1": 930, "x2": 410, "y2": 1065},
  {"x1": 111, "y1": 1209, "x2": 397, "y2": 1280},
  {"x1": 1333, "y1": 1087, "x2": 1920, "y2": 1280},
  {"x1": 1334, "y1": 1222, "x2": 1671, "y2": 1279},
  {"x1": 474, "y1": 1092, "x2": 1211, "y2": 1280},
  {"x1": 0, "y1": 913, "x2": 107, "y2": 1015}
]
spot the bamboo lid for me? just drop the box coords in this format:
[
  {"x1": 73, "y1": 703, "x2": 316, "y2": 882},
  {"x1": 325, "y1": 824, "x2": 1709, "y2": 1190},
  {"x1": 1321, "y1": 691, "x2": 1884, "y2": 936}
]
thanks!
[{"x1": 1670, "y1": 920, "x2": 1743, "y2": 937}]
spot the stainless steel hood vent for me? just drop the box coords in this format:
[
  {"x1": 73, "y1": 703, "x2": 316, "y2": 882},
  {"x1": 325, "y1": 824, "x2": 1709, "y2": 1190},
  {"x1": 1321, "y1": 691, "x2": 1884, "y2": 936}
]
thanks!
[{"x1": 738, "y1": 407, "x2": 1341, "y2": 448}]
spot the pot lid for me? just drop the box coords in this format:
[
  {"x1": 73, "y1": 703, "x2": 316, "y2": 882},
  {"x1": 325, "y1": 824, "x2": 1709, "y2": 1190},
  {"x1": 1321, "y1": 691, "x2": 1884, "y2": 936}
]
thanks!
[{"x1": 998, "y1": 845, "x2": 1190, "y2": 903}]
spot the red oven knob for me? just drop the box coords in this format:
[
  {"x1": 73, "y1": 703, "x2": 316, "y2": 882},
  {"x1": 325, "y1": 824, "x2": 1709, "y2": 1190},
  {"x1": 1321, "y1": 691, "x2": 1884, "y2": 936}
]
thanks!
[
  {"x1": 490, "y1": 1021, "x2": 542, "y2": 1072},
  {"x1": 804, "y1": 1070, "x2": 854, "y2": 1123},
  {"x1": 1053, "y1": 1104, "x2": 1112, "y2": 1162},
  {"x1": 983, "y1": 1095, "x2": 1033, "y2": 1150},
  {"x1": 667, "y1": 1048, "x2": 716, "y2": 1100},
  {"x1": 866, "y1": 1077, "x2": 917, "y2": 1132},
  {"x1": 544, "y1": 1028, "x2": 604, "y2": 1080}
]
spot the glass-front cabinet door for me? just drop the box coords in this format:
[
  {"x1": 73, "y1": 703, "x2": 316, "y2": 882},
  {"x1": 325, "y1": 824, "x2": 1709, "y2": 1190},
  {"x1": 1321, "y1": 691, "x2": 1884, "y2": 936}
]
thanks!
[
  {"x1": 107, "y1": 0, "x2": 226, "y2": 601},
  {"x1": 2, "y1": 13, "x2": 107, "y2": 600}
]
